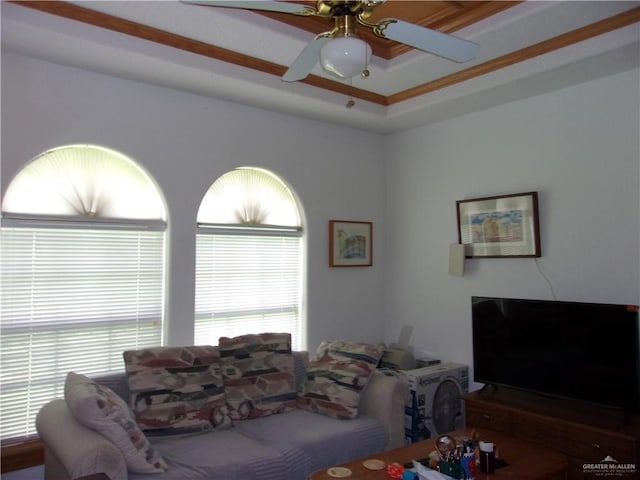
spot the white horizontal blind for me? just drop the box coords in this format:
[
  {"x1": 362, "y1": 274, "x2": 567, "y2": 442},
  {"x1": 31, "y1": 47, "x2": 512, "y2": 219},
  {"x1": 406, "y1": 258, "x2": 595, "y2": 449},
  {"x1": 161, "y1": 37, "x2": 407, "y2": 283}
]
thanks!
[
  {"x1": 0, "y1": 227, "x2": 165, "y2": 442},
  {"x1": 195, "y1": 233, "x2": 302, "y2": 350}
]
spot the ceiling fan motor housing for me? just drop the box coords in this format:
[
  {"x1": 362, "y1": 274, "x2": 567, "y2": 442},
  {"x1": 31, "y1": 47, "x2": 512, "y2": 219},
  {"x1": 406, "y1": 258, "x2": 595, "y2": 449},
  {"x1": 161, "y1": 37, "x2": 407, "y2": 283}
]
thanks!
[{"x1": 315, "y1": 0, "x2": 379, "y2": 19}]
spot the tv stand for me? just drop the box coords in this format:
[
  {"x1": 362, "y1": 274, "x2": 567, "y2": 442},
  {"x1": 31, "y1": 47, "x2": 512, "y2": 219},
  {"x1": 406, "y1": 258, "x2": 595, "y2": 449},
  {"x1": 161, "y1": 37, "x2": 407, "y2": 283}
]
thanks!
[{"x1": 465, "y1": 388, "x2": 640, "y2": 480}]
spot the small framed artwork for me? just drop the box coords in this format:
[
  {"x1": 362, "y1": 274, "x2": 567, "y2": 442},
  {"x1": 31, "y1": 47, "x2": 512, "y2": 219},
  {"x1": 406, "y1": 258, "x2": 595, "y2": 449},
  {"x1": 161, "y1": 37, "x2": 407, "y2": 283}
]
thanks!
[
  {"x1": 329, "y1": 220, "x2": 373, "y2": 267},
  {"x1": 456, "y1": 191, "x2": 541, "y2": 258}
]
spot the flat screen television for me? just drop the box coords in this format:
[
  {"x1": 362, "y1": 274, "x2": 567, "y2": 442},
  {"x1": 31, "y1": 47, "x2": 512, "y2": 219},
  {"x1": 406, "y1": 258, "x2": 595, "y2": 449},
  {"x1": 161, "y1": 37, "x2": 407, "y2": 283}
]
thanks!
[{"x1": 471, "y1": 296, "x2": 640, "y2": 413}]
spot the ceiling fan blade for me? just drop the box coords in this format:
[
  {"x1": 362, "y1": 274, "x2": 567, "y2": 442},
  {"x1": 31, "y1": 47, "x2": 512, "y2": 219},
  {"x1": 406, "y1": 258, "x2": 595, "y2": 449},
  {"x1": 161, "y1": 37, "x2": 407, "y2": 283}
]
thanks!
[
  {"x1": 377, "y1": 19, "x2": 479, "y2": 63},
  {"x1": 282, "y1": 35, "x2": 332, "y2": 82},
  {"x1": 180, "y1": 0, "x2": 316, "y2": 16}
]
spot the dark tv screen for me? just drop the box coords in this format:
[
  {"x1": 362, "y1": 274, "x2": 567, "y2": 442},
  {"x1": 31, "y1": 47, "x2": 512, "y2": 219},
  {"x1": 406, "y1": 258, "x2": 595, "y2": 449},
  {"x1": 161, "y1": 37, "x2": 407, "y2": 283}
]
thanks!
[{"x1": 472, "y1": 296, "x2": 640, "y2": 412}]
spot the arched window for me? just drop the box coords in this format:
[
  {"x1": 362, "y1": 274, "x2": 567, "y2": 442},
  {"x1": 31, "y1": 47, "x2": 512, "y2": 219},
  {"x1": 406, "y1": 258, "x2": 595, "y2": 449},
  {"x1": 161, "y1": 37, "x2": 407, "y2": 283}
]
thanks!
[
  {"x1": 0, "y1": 145, "x2": 166, "y2": 443},
  {"x1": 195, "y1": 167, "x2": 304, "y2": 350}
]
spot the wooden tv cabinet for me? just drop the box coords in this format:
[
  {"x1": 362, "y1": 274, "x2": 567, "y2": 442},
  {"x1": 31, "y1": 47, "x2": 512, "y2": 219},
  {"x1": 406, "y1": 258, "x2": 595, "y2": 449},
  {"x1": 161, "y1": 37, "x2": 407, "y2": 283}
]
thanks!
[{"x1": 465, "y1": 388, "x2": 640, "y2": 480}]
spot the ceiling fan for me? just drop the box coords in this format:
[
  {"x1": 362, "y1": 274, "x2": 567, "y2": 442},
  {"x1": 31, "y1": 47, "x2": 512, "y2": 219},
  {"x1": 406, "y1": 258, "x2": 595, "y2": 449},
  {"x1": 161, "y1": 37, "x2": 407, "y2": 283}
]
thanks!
[{"x1": 181, "y1": 0, "x2": 479, "y2": 82}]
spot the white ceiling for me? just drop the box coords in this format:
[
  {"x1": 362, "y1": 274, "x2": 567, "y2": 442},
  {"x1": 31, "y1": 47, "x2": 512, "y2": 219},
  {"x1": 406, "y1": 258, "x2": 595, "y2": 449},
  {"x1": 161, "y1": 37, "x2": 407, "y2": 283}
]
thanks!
[{"x1": 2, "y1": 1, "x2": 639, "y2": 133}]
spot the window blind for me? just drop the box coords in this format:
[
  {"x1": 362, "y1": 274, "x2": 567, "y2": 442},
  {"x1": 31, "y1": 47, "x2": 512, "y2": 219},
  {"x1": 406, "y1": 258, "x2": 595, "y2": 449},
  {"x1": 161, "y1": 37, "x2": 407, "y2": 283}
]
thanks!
[
  {"x1": 0, "y1": 227, "x2": 165, "y2": 442},
  {"x1": 195, "y1": 233, "x2": 302, "y2": 350}
]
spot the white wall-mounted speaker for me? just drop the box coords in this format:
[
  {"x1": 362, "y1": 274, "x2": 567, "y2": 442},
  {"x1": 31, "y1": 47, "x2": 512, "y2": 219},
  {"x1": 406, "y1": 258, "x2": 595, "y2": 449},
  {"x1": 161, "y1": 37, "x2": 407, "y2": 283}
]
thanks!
[{"x1": 448, "y1": 243, "x2": 465, "y2": 276}]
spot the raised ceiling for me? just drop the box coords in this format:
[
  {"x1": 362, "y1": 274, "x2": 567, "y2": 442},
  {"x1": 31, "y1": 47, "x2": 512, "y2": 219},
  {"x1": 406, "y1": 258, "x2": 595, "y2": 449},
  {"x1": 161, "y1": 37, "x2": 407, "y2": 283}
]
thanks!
[
  {"x1": 2, "y1": 1, "x2": 639, "y2": 133},
  {"x1": 256, "y1": 1, "x2": 517, "y2": 60}
]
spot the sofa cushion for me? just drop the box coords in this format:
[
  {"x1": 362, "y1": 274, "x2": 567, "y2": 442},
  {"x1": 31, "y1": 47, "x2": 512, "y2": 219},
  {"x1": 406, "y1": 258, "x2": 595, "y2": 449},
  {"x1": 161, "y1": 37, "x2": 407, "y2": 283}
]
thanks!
[
  {"x1": 123, "y1": 345, "x2": 232, "y2": 436},
  {"x1": 233, "y1": 408, "x2": 387, "y2": 478},
  {"x1": 64, "y1": 372, "x2": 167, "y2": 474},
  {"x1": 138, "y1": 428, "x2": 291, "y2": 480},
  {"x1": 219, "y1": 332, "x2": 296, "y2": 420},
  {"x1": 297, "y1": 341, "x2": 385, "y2": 419}
]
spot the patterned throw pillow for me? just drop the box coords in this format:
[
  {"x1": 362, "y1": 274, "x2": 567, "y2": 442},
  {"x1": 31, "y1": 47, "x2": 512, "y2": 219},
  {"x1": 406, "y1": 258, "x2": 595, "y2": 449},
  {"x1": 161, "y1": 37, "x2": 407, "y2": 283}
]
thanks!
[
  {"x1": 123, "y1": 345, "x2": 232, "y2": 436},
  {"x1": 297, "y1": 341, "x2": 385, "y2": 419},
  {"x1": 219, "y1": 332, "x2": 296, "y2": 420},
  {"x1": 64, "y1": 372, "x2": 167, "y2": 474}
]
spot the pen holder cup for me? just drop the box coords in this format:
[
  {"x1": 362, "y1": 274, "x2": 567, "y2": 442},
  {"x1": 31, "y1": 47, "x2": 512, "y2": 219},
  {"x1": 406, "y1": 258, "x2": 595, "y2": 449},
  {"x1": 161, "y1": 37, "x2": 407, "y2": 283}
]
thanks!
[
  {"x1": 439, "y1": 461, "x2": 462, "y2": 479},
  {"x1": 460, "y1": 452, "x2": 476, "y2": 479},
  {"x1": 439, "y1": 455, "x2": 475, "y2": 480}
]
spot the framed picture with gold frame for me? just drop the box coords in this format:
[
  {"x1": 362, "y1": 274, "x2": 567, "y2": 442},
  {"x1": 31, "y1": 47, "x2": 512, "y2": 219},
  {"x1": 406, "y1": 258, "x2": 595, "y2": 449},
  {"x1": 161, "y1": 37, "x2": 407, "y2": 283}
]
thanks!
[
  {"x1": 329, "y1": 220, "x2": 373, "y2": 267},
  {"x1": 456, "y1": 192, "x2": 541, "y2": 258}
]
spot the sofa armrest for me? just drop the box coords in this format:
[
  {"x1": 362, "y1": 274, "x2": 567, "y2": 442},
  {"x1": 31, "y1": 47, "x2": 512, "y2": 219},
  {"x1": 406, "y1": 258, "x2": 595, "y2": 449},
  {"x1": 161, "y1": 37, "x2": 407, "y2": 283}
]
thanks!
[
  {"x1": 359, "y1": 371, "x2": 409, "y2": 449},
  {"x1": 36, "y1": 399, "x2": 127, "y2": 480}
]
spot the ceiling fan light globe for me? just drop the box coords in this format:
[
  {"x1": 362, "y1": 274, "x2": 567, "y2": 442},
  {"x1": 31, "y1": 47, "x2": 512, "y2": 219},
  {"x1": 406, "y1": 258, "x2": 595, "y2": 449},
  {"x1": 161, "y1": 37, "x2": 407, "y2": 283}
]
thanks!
[{"x1": 320, "y1": 37, "x2": 372, "y2": 78}]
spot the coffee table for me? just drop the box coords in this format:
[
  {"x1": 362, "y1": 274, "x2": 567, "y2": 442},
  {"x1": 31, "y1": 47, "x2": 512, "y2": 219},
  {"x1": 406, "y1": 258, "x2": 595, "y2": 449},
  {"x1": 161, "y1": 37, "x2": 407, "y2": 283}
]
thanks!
[{"x1": 308, "y1": 428, "x2": 569, "y2": 480}]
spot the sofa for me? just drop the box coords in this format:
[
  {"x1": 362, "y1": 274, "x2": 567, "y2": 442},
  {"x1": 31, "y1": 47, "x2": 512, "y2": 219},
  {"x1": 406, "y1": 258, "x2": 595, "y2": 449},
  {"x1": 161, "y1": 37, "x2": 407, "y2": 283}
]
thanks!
[{"x1": 36, "y1": 337, "x2": 409, "y2": 480}]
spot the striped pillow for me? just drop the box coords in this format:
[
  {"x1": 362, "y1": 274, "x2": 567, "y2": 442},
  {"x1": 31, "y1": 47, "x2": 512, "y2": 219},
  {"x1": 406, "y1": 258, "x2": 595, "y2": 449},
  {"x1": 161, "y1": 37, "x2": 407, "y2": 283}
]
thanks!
[
  {"x1": 219, "y1": 333, "x2": 296, "y2": 420},
  {"x1": 297, "y1": 341, "x2": 385, "y2": 419},
  {"x1": 123, "y1": 345, "x2": 232, "y2": 436}
]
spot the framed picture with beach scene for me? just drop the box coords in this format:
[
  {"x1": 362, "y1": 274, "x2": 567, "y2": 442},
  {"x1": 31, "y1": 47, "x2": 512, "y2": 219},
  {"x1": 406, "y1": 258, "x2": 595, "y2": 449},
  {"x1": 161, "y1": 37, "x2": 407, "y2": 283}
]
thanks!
[
  {"x1": 456, "y1": 192, "x2": 541, "y2": 258},
  {"x1": 329, "y1": 220, "x2": 373, "y2": 267}
]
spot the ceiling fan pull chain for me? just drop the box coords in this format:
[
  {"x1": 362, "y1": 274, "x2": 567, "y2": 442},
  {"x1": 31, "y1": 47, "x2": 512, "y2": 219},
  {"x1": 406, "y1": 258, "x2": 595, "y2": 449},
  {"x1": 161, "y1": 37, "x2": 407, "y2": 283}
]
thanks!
[
  {"x1": 346, "y1": 40, "x2": 372, "y2": 108},
  {"x1": 346, "y1": 77, "x2": 355, "y2": 108},
  {"x1": 361, "y1": 33, "x2": 370, "y2": 79}
]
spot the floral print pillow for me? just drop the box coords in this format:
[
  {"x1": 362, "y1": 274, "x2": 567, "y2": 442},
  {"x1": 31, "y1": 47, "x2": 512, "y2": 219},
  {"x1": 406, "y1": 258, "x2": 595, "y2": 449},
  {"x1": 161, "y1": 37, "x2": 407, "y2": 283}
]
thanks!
[{"x1": 64, "y1": 372, "x2": 167, "y2": 474}]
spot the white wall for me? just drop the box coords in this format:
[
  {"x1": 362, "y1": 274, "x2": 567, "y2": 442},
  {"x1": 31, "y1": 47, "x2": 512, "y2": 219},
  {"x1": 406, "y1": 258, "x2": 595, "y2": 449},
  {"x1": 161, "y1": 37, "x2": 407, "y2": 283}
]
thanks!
[
  {"x1": 3, "y1": 53, "x2": 639, "y2": 379},
  {"x1": 0, "y1": 53, "x2": 387, "y2": 351},
  {"x1": 383, "y1": 68, "x2": 640, "y2": 390}
]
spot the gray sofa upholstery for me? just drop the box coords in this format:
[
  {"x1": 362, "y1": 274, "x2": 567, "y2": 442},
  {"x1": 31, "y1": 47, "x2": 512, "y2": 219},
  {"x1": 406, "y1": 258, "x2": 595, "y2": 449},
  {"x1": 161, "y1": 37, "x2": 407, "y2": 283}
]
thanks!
[{"x1": 36, "y1": 352, "x2": 408, "y2": 480}]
